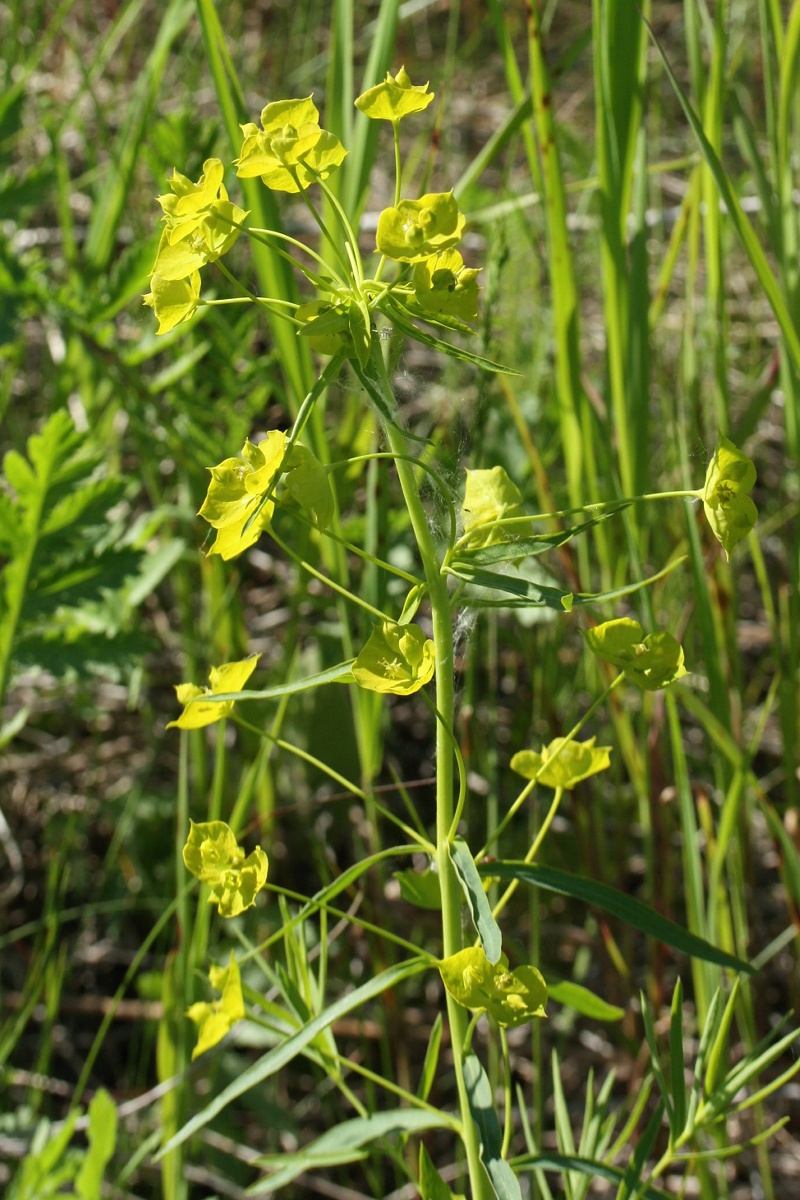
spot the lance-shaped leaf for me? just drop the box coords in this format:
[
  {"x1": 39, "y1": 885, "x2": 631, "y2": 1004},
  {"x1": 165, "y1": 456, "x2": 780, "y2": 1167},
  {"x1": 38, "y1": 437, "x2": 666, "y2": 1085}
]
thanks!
[
  {"x1": 462, "y1": 465, "x2": 526, "y2": 549},
  {"x1": 235, "y1": 96, "x2": 346, "y2": 193},
  {"x1": 376, "y1": 192, "x2": 464, "y2": 263},
  {"x1": 419, "y1": 1143, "x2": 466, "y2": 1200},
  {"x1": 168, "y1": 655, "x2": 260, "y2": 729},
  {"x1": 198, "y1": 430, "x2": 288, "y2": 560},
  {"x1": 450, "y1": 837, "x2": 502, "y2": 963},
  {"x1": 463, "y1": 1053, "x2": 523, "y2": 1200},
  {"x1": 583, "y1": 618, "x2": 687, "y2": 691},
  {"x1": 352, "y1": 620, "x2": 435, "y2": 695},
  {"x1": 355, "y1": 66, "x2": 435, "y2": 122},
  {"x1": 183, "y1": 819, "x2": 268, "y2": 918},
  {"x1": 700, "y1": 435, "x2": 757, "y2": 558},
  {"x1": 186, "y1": 952, "x2": 246, "y2": 1059},
  {"x1": 510, "y1": 736, "x2": 612, "y2": 790},
  {"x1": 439, "y1": 946, "x2": 547, "y2": 1028},
  {"x1": 143, "y1": 271, "x2": 201, "y2": 334}
]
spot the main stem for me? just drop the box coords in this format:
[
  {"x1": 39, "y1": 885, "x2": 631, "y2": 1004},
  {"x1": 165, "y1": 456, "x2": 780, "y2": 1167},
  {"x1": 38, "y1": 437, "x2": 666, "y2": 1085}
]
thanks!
[{"x1": 379, "y1": 374, "x2": 491, "y2": 1200}]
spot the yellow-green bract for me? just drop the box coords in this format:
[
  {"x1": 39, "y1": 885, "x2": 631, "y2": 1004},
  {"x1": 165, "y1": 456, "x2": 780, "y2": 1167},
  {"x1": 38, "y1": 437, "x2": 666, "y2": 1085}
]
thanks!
[
  {"x1": 583, "y1": 618, "x2": 687, "y2": 691},
  {"x1": 198, "y1": 430, "x2": 288, "y2": 560},
  {"x1": 412, "y1": 250, "x2": 480, "y2": 321},
  {"x1": 186, "y1": 952, "x2": 245, "y2": 1059},
  {"x1": 151, "y1": 157, "x2": 247, "y2": 281},
  {"x1": 143, "y1": 271, "x2": 201, "y2": 335},
  {"x1": 376, "y1": 192, "x2": 465, "y2": 263},
  {"x1": 439, "y1": 946, "x2": 547, "y2": 1027},
  {"x1": 461, "y1": 465, "x2": 526, "y2": 548},
  {"x1": 235, "y1": 96, "x2": 347, "y2": 193},
  {"x1": 352, "y1": 620, "x2": 435, "y2": 695},
  {"x1": 168, "y1": 655, "x2": 260, "y2": 730},
  {"x1": 355, "y1": 66, "x2": 435, "y2": 123},
  {"x1": 700, "y1": 435, "x2": 757, "y2": 559},
  {"x1": 511, "y1": 736, "x2": 612, "y2": 789},
  {"x1": 183, "y1": 819, "x2": 268, "y2": 918}
]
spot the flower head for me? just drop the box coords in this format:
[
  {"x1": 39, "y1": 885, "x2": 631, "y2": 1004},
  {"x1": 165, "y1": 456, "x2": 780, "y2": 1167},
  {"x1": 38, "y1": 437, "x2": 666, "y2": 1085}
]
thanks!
[
  {"x1": 439, "y1": 947, "x2": 547, "y2": 1028},
  {"x1": 583, "y1": 618, "x2": 687, "y2": 691},
  {"x1": 186, "y1": 952, "x2": 245, "y2": 1058},
  {"x1": 198, "y1": 430, "x2": 288, "y2": 560},
  {"x1": 183, "y1": 819, "x2": 268, "y2": 917},
  {"x1": 412, "y1": 250, "x2": 480, "y2": 321},
  {"x1": 168, "y1": 655, "x2": 260, "y2": 730},
  {"x1": 510, "y1": 736, "x2": 612, "y2": 790},
  {"x1": 376, "y1": 192, "x2": 465, "y2": 263},
  {"x1": 150, "y1": 158, "x2": 247, "y2": 282},
  {"x1": 355, "y1": 67, "x2": 434, "y2": 123},
  {"x1": 352, "y1": 620, "x2": 435, "y2": 695},
  {"x1": 701, "y1": 435, "x2": 757, "y2": 559},
  {"x1": 235, "y1": 97, "x2": 347, "y2": 192}
]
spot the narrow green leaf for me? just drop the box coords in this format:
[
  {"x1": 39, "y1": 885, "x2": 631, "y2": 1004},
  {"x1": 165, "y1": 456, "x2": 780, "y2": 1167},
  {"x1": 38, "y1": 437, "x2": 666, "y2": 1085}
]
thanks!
[
  {"x1": 158, "y1": 957, "x2": 427, "y2": 1155},
  {"x1": 457, "y1": 505, "x2": 631, "y2": 565},
  {"x1": 417, "y1": 1012, "x2": 443, "y2": 1103},
  {"x1": 512, "y1": 1153, "x2": 671, "y2": 1199},
  {"x1": 640, "y1": 992, "x2": 674, "y2": 1126},
  {"x1": 75, "y1": 1088, "x2": 117, "y2": 1200},
  {"x1": 704, "y1": 979, "x2": 739, "y2": 1098},
  {"x1": 479, "y1": 862, "x2": 754, "y2": 974},
  {"x1": 450, "y1": 837, "x2": 502, "y2": 964},
  {"x1": 669, "y1": 979, "x2": 687, "y2": 1136},
  {"x1": 546, "y1": 980, "x2": 624, "y2": 1022},
  {"x1": 463, "y1": 1052, "x2": 522, "y2": 1200},
  {"x1": 419, "y1": 1142, "x2": 466, "y2": 1200},
  {"x1": 249, "y1": 1109, "x2": 454, "y2": 1195},
  {"x1": 209, "y1": 660, "x2": 356, "y2": 703},
  {"x1": 617, "y1": 1103, "x2": 665, "y2": 1200},
  {"x1": 385, "y1": 301, "x2": 521, "y2": 375}
]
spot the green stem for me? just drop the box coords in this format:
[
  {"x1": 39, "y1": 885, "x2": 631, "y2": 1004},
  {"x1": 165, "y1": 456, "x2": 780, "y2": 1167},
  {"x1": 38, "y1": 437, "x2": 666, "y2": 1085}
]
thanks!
[{"x1": 373, "y1": 347, "x2": 493, "y2": 1200}]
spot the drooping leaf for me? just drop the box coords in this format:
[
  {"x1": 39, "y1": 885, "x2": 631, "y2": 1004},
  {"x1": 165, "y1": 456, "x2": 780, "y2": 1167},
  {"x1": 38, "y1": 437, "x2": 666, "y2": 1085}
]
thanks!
[
  {"x1": 463, "y1": 1053, "x2": 523, "y2": 1200},
  {"x1": 394, "y1": 867, "x2": 442, "y2": 910},
  {"x1": 545, "y1": 980, "x2": 624, "y2": 1022},
  {"x1": 249, "y1": 1109, "x2": 454, "y2": 1195},
  {"x1": 478, "y1": 862, "x2": 754, "y2": 974},
  {"x1": 450, "y1": 837, "x2": 502, "y2": 963}
]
